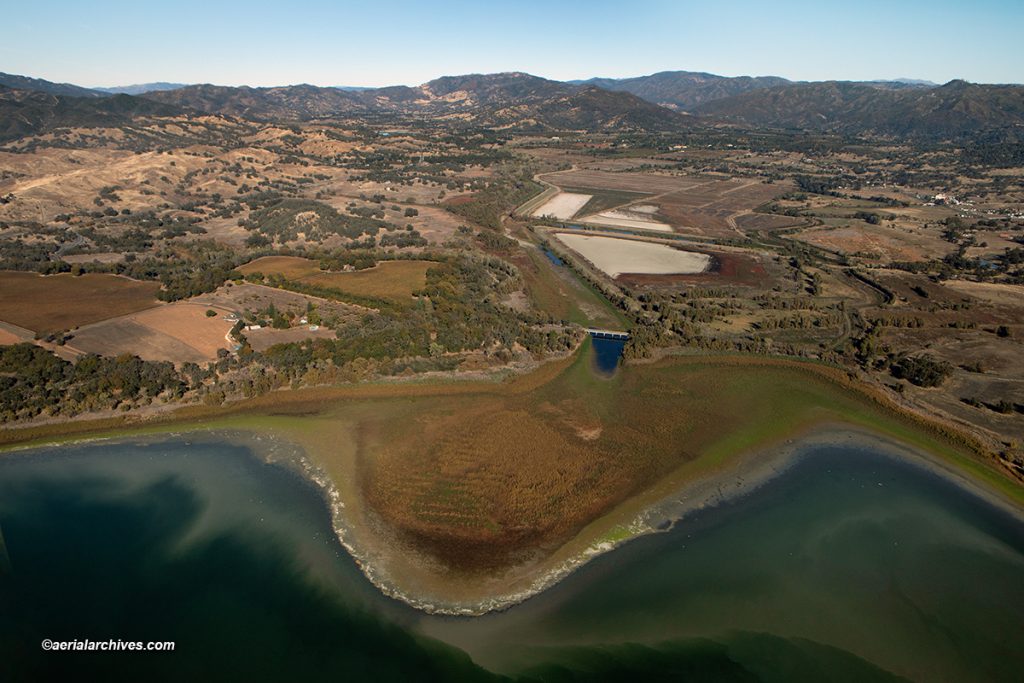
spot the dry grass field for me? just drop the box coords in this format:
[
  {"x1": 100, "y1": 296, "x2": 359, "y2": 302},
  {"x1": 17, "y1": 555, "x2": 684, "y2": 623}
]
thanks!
[
  {"x1": 0, "y1": 271, "x2": 161, "y2": 334},
  {"x1": 851, "y1": 270, "x2": 1024, "y2": 442},
  {"x1": 944, "y1": 280, "x2": 1024, "y2": 307},
  {"x1": 236, "y1": 256, "x2": 323, "y2": 280},
  {"x1": 306, "y1": 261, "x2": 431, "y2": 301},
  {"x1": 653, "y1": 179, "x2": 789, "y2": 237},
  {"x1": 0, "y1": 147, "x2": 226, "y2": 224},
  {"x1": 238, "y1": 256, "x2": 432, "y2": 302},
  {"x1": 733, "y1": 213, "x2": 809, "y2": 232},
  {"x1": 871, "y1": 270, "x2": 976, "y2": 307},
  {"x1": 319, "y1": 197, "x2": 464, "y2": 245},
  {"x1": 881, "y1": 325, "x2": 1024, "y2": 443},
  {"x1": 68, "y1": 302, "x2": 235, "y2": 364},
  {"x1": 792, "y1": 223, "x2": 953, "y2": 261},
  {"x1": 397, "y1": 205, "x2": 465, "y2": 244}
]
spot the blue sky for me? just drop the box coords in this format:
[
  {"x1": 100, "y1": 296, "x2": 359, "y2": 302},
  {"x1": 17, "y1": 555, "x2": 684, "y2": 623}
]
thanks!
[{"x1": 3, "y1": 0, "x2": 1022, "y2": 87}]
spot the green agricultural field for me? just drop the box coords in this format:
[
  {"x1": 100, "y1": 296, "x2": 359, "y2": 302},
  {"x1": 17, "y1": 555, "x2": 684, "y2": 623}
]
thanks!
[
  {"x1": 237, "y1": 256, "x2": 432, "y2": 304},
  {"x1": 304, "y1": 261, "x2": 431, "y2": 302}
]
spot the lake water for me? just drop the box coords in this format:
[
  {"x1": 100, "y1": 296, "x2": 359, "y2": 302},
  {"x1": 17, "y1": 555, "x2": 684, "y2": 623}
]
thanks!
[{"x1": 1, "y1": 438, "x2": 1021, "y2": 681}]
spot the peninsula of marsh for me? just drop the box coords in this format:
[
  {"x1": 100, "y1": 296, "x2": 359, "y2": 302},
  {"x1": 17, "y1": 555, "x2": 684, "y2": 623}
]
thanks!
[
  {"x1": 5, "y1": 432, "x2": 1022, "y2": 681},
  {"x1": 1, "y1": 340, "x2": 1020, "y2": 615}
]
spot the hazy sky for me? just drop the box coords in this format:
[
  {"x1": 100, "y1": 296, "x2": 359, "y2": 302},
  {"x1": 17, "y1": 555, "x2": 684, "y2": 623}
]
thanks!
[{"x1": 4, "y1": 0, "x2": 1022, "y2": 87}]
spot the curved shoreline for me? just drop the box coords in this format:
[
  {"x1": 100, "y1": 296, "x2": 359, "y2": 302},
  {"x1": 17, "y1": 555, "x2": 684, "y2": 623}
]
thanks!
[
  {"x1": 0, "y1": 417, "x2": 1022, "y2": 617},
  {"x1": 2, "y1": 343, "x2": 1022, "y2": 617},
  {"x1": 147, "y1": 422, "x2": 1024, "y2": 615},
  {"x1": 341, "y1": 424, "x2": 1022, "y2": 616}
]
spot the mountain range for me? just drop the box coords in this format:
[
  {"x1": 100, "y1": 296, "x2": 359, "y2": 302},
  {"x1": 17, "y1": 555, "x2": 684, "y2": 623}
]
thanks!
[
  {"x1": 1, "y1": 69, "x2": 1022, "y2": 141},
  {"x1": 0, "y1": 85, "x2": 184, "y2": 141},
  {"x1": 94, "y1": 82, "x2": 189, "y2": 96},
  {"x1": 571, "y1": 71, "x2": 793, "y2": 110},
  {"x1": 692, "y1": 79, "x2": 1024, "y2": 139},
  {"x1": 135, "y1": 71, "x2": 688, "y2": 132},
  {"x1": 0, "y1": 72, "x2": 104, "y2": 99}
]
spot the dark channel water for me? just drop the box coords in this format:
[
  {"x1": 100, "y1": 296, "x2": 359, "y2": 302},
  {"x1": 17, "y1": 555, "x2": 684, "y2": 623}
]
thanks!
[
  {"x1": 542, "y1": 248, "x2": 564, "y2": 267},
  {"x1": 1, "y1": 439, "x2": 1022, "y2": 682},
  {"x1": 590, "y1": 335, "x2": 626, "y2": 375}
]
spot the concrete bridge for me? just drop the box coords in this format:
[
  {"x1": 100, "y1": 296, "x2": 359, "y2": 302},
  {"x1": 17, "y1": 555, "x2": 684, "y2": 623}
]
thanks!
[{"x1": 586, "y1": 328, "x2": 630, "y2": 341}]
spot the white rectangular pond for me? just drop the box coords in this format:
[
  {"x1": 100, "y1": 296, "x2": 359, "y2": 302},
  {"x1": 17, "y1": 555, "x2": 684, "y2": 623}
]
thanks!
[
  {"x1": 532, "y1": 192, "x2": 592, "y2": 220},
  {"x1": 580, "y1": 209, "x2": 673, "y2": 232},
  {"x1": 554, "y1": 232, "x2": 710, "y2": 277}
]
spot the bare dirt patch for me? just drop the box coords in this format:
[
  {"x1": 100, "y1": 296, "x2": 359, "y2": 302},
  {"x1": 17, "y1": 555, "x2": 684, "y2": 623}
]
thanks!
[
  {"x1": 0, "y1": 328, "x2": 25, "y2": 345},
  {"x1": 195, "y1": 283, "x2": 362, "y2": 325},
  {"x1": 792, "y1": 223, "x2": 953, "y2": 261},
  {"x1": 246, "y1": 326, "x2": 338, "y2": 352},
  {"x1": 619, "y1": 250, "x2": 769, "y2": 288},
  {"x1": 68, "y1": 302, "x2": 235, "y2": 364}
]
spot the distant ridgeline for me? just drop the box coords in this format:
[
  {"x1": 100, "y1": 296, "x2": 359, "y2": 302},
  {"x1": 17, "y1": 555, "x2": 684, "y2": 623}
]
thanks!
[{"x1": 2, "y1": 70, "x2": 1023, "y2": 141}]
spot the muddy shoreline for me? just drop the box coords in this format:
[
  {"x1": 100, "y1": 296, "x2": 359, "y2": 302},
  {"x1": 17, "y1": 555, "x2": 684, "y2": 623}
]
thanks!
[
  {"x1": 0, "y1": 417, "x2": 1021, "y2": 617},
  {"x1": 165, "y1": 422, "x2": 1024, "y2": 615},
  {"x1": 347, "y1": 423, "x2": 1023, "y2": 616}
]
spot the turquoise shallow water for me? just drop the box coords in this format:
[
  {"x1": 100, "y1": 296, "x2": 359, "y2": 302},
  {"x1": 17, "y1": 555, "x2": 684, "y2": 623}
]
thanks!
[{"x1": 0, "y1": 438, "x2": 1021, "y2": 682}]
